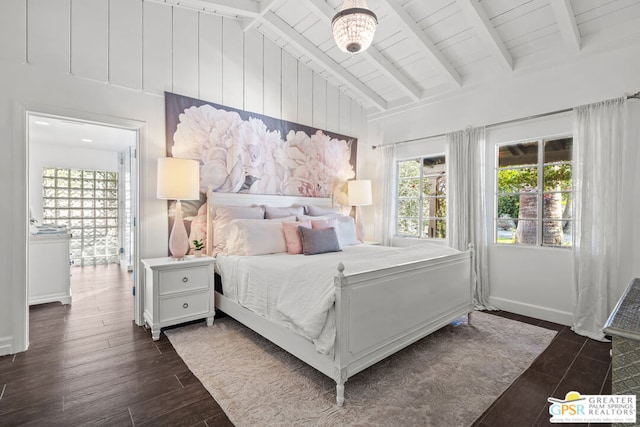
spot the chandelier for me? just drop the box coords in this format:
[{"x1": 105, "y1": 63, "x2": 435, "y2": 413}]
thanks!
[{"x1": 332, "y1": 0, "x2": 378, "y2": 54}]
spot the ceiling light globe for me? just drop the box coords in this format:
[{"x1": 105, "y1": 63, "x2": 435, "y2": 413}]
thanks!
[{"x1": 332, "y1": 1, "x2": 378, "y2": 54}]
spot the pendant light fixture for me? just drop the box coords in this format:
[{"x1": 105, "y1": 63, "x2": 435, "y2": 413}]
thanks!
[{"x1": 332, "y1": 0, "x2": 378, "y2": 54}]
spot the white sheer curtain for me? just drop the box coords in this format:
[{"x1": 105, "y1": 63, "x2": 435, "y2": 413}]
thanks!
[
  {"x1": 573, "y1": 97, "x2": 626, "y2": 341},
  {"x1": 373, "y1": 143, "x2": 396, "y2": 246},
  {"x1": 446, "y1": 127, "x2": 491, "y2": 309}
]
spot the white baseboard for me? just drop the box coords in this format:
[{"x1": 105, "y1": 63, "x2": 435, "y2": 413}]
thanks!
[
  {"x1": 489, "y1": 296, "x2": 573, "y2": 326},
  {"x1": 119, "y1": 259, "x2": 133, "y2": 272},
  {"x1": 0, "y1": 336, "x2": 13, "y2": 357}
]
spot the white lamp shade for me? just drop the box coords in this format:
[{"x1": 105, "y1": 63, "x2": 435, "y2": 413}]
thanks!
[
  {"x1": 348, "y1": 179, "x2": 372, "y2": 206},
  {"x1": 157, "y1": 157, "x2": 200, "y2": 201}
]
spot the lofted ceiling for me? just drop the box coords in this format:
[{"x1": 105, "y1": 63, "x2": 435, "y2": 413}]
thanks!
[{"x1": 147, "y1": 0, "x2": 640, "y2": 116}]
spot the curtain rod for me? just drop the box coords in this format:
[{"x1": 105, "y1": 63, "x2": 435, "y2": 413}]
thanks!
[{"x1": 372, "y1": 91, "x2": 640, "y2": 149}]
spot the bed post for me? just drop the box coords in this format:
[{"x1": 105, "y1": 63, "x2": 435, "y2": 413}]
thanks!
[
  {"x1": 206, "y1": 186, "x2": 213, "y2": 256},
  {"x1": 334, "y1": 262, "x2": 348, "y2": 406},
  {"x1": 468, "y1": 243, "x2": 475, "y2": 326}
]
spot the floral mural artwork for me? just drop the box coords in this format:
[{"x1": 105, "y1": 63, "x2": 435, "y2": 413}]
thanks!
[{"x1": 164, "y1": 92, "x2": 358, "y2": 253}]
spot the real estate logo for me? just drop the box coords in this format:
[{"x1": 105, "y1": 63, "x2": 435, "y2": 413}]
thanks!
[{"x1": 548, "y1": 391, "x2": 636, "y2": 423}]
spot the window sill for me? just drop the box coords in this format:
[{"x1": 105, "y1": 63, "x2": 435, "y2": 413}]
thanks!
[{"x1": 493, "y1": 243, "x2": 572, "y2": 251}]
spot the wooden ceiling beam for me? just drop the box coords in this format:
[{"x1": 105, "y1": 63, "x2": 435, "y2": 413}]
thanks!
[
  {"x1": 455, "y1": 0, "x2": 513, "y2": 71},
  {"x1": 262, "y1": 11, "x2": 388, "y2": 111},
  {"x1": 549, "y1": 0, "x2": 581, "y2": 52},
  {"x1": 145, "y1": 0, "x2": 260, "y2": 18},
  {"x1": 305, "y1": 0, "x2": 422, "y2": 102},
  {"x1": 381, "y1": 0, "x2": 462, "y2": 88},
  {"x1": 243, "y1": 0, "x2": 286, "y2": 32}
]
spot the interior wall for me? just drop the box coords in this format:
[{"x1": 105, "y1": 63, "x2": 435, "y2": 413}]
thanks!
[
  {"x1": 29, "y1": 143, "x2": 119, "y2": 224},
  {"x1": 0, "y1": 0, "x2": 367, "y2": 356},
  {"x1": 367, "y1": 37, "x2": 640, "y2": 326},
  {"x1": 485, "y1": 113, "x2": 574, "y2": 324}
]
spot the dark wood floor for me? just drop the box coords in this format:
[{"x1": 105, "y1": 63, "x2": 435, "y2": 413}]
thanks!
[
  {"x1": 0, "y1": 264, "x2": 611, "y2": 426},
  {"x1": 0, "y1": 264, "x2": 231, "y2": 427},
  {"x1": 473, "y1": 311, "x2": 612, "y2": 427}
]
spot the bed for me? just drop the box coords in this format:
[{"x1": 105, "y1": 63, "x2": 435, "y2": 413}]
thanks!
[{"x1": 205, "y1": 191, "x2": 474, "y2": 406}]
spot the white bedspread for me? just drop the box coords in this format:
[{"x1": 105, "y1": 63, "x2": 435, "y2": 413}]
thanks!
[{"x1": 215, "y1": 243, "x2": 460, "y2": 354}]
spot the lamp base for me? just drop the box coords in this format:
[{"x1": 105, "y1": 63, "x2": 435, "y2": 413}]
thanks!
[
  {"x1": 355, "y1": 205, "x2": 366, "y2": 242},
  {"x1": 168, "y1": 200, "x2": 189, "y2": 258}
]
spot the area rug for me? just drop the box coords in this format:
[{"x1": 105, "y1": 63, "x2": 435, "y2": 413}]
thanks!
[{"x1": 165, "y1": 312, "x2": 556, "y2": 426}]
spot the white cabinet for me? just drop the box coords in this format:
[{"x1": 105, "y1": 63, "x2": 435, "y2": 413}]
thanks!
[
  {"x1": 142, "y1": 256, "x2": 215, "y2": 341},
  {"x1": 29, "y1": 233, "x2": 72, "y2": 305}
]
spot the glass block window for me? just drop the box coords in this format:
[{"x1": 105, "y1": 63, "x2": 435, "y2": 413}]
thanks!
[{"x1": 42, "y1": 167, "x2": 119, "y2": 266}]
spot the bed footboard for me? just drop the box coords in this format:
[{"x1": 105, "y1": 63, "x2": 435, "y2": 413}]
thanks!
[{"x1": 332, "y1": 246, "x2": 474, "y2": 406}]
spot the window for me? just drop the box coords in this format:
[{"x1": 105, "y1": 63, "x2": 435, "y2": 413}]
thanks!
[
  {"x1": 495, "y1": 137, "x2": 573, "y2": 247},
  {"x1": 396, "y1": 155, "x2": 447, "y2": 239},
  {"x1": 42, "y1": 167, "x2": 120, "y2": 266}
]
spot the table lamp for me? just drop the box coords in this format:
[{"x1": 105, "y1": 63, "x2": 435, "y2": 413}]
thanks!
[
  {"x1": 348, "y1": 179, "x2": 372, "y2": 242},
  {"x1": 157, "y1": 157, "x2": 200, "y2": 258}
]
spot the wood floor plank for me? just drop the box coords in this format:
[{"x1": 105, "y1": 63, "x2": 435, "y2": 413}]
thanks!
[
  {"x1": 137, "y1": 397, "x2": 224, "y2": 426},
  {"x1": 61, "y1": 409, "x2": 134, "y2": 427},
  {"x1": 0, "y1": 390, "x2": 62, "y2": 420},
  {"x1": 128, "y1": 383, "x2": 211, "y2": 425},
  {"x1": 63, "y1": 370, "x2": 184, "y2": 414}
]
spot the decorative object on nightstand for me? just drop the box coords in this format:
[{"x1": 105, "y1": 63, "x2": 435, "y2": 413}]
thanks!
[
  {"x1": 332, "y1": 0, "x2": 378, "y2": 54},
  {"x1": 348, "y1": 179, "x2": 372, "y2": 242},
  {"x1": 157, "y1": 157, "x2": 200, "y2": 258},
  {"x1": 142, "y1": 256, "x2": 215, "y2": 341},
  {"x1": 192, "y1": 239, "x2": 204, "y2": 257}
]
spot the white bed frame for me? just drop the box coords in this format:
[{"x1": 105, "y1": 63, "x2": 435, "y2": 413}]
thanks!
[{"x1": 207, "y1": 191, "x2": 474, "y2": 406}]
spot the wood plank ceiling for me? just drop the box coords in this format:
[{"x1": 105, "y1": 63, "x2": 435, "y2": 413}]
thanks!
[{"x1": 147, "y1": 0, "x2": 640, "y2": 116}]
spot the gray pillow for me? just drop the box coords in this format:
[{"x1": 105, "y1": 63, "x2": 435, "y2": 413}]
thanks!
[
  {"x1": 298, "y1": 226, "x2": 341, "y2": 256},
  {"x1": 264, "y1": 205, "x2": 305, "y2": 219},
  {"x1": 305, "y1": 204, "x2": 342, "y2": 216}
]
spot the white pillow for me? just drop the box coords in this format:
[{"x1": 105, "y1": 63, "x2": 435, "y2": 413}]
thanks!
[
  {"x1": 213, "y1": 205, "x2": 265, "y2": 220},
  {"x1": 297, "y1": 214, "x2": 359, "y2": 247},
  {"x1": 212, "y1": 205, "x2": 265, "y2": 255},
  {"x1": 333, "y1": 215, "x2": 360, "y2": 247},
  {"x1": 305, "y1": 205, "x2": 342, "y2": 216},
  {"x1": 225, "y1": 218, "x2": 293, "y2": 256},
  {"x1": 264, "y1": 205, "x2": 305, "y2": 219}
]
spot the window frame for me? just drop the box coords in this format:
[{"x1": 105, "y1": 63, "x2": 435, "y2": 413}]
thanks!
[
  {"x1": 395, "y1": 154, "x2": 447, "y2": 240},
  {"x1": 494, "y1": 135, "x2": 573, "y2": 248}
]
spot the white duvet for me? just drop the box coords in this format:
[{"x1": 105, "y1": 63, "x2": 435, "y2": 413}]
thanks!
[{"x1": 215, "y1": 243, "x2": 460, "y2": 354}]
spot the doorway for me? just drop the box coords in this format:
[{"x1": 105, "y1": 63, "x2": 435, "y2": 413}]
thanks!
[{"x1": 27, "y1": 112, "x2": 139, "y2": 334}]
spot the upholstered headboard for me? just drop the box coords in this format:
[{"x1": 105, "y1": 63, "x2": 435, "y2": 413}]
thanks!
[{"x1": 205, "y1": 190, "x2": 335, "y2": 256}]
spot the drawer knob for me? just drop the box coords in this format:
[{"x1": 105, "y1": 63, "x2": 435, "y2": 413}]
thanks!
[
  {"x1": 182, "y1": 277, "x2": 188, "y2": 283},
  {"x1": 183, "y1": 302, "x2": 189, "y2": 309}
]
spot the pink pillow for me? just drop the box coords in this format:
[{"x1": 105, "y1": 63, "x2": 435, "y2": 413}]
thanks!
[
  {"x1": 311, "y1": 218, "x2": 338, "y2": 230},
  {"x1": 282, "y1": 221, "x2": 311, "y2": 254}
]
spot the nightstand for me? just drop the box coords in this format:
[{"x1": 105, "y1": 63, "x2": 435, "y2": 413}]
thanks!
[{"x1": 141, "y1": 256, "x2": 215, "y2": 341}]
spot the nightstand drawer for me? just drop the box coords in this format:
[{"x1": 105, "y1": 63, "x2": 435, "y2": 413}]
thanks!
[
  {"x1": 159, "y1": 266, "x2": 209, "y2": 295},
  {"x1": 159, "y1": 291, "x2": 209, "y2": 323}
]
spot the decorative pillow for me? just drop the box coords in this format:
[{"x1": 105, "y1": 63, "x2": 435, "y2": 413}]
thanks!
[
  {"x1": 310, "y1": 218, "x2": 338, "y2": 230},
  {"x1": 282, "y1": 221, "x2": 312, "y2": 254},
  {"x1": 298, "y1": 214, "x2": 359, "y2": 247},
  {"x1": 298, "y1": 226, "x2": 341, "y2": 256},
  {"x1": 212, "y1": 205, "x2": 266, "y2": 255},
  {"x1": 213, "y1": 205, "x2": 265, "y2": 221},
  {"x1": 333, "y1": 215, "x2": 360, "y2": 247},
  {"x1": 225, "y1": 218, "x2": 289, "y2": 256},
  {"x1": 265, "y1": 205, "x2": 305, "y2": 219},
  {"x1": 305, "y1": 205, "x2": 342, "y2": 216}
]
